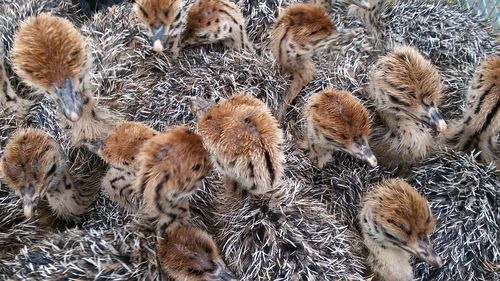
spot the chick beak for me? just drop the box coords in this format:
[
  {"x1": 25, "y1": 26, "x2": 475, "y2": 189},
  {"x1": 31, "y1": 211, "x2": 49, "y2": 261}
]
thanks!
[
  {"x1": 425, "y1": 106, "x2": 447, "y2": 132},
  {"x1": 21, "y1": 184, "x2": 37, "y2": 218},
  {"x1": 189, "y1": 96, "x2": 212, "y2": 117},
  {"x1": 404, "y1": 237, "x2": 443, "y2": 268},
  {"x1": 349, "y1": 0, "x2": 371, "y2": 9},
  {"x1": 53, "y1": 77, "x2": 83, "y2": 122},
  {"x1": 151, "y1": 24, "x2": 166, "y2": 53},
  {"x1": 218, "y1": 269, "x2": 238, "y2": 281},
  {"x1": 334, "y1": 28, "x2": 357, "y2": 45},
  {"x1": 348, "y1": 139, "x2": 378, "y2": 167}
]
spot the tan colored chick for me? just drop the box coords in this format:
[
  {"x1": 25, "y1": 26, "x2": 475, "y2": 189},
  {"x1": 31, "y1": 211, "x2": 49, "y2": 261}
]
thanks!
[
  {"x1": 366, "y1": 46, "x2": 447, "y2": 168},
  {"x1": 192, "y1": 95, "x2": 283, "y2": 195},
  {"x1": 358, "y1": 178, "x2": 442, "y2": 281},
  {"x1": 11, "y1": 13, "x2": 115, "y2": 146},
  {"x1": 303, "y1": 87, "x2": 377, "y2": 168},
  {"x1": 136, "y1": 126, "x2": 210, "y2": 235},
  {"x1": 443, "y1": 56, "x2": 499, "y2": 169},
  {"x1": 0, "y1": 128, "x2": 97, "y2": 219},
  {"x1": 269, "y1": 3, "x2": 355, "y2": 119},
  {"x1": 158, "y1": 225, "x2": 237, "y2": 281},
  {"x1": 97, "y1": 122, "x2": 158, "y2": 211}
]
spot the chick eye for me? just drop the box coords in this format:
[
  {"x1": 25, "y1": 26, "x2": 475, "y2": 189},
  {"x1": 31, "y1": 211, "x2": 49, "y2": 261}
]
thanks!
[{"x1": 163, "y1": 9, "x2": 169, "y2": 17}]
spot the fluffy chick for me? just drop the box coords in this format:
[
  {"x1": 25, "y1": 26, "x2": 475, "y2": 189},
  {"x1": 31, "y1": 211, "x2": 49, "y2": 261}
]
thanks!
[
  {"x1": 136, "y1": 126, "x2": 210, "y2": 235},
  {"x1": 134, "y1": 0, "x2": 186, "y2": 55},
  {"x1": 97, "y1": 121, "x2": 158, "y2": 211},
  {"x1": 1, "y1": 128, "x2": 97, "y2": 219},
  {"x1": 269, "y1": 3, "x2": 355, "y2": 119},
  {"x1": 443, "y1": 55, "x2": 499, "y2": 169},
  {"x1": 193, "y1": 95, "x2": 283, "y2": 195},
  {"x1": 303, "y1": 87, "x2": 377, "y2": 168},
  {"x1": 184, "y1": 0, "x2": 254, "y2": 51},
  {"x1": 358, "y1": 178, "x2": 442, "y2": 281},
  {"x1": 366, "y1": 46, "x2": 447, "y2": 168},
  {"x1": 158, "y1": 225, "x2": 237, "y2": 281},
  {"x1": 11, "y1": 13, "x2": 115, "y2": 146}
]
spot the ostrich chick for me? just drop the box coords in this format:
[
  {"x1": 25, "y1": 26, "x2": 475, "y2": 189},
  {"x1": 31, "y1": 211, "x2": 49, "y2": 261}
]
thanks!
[
  {"x1": 135, "y1": 0, "x2": 253, "y2": 55},
  {"x1": 97, "y1": 122, "x2": 158, "y2": 211},
  {"x1": 0, "y1": 128, "x2": 97, "y2": 219},
  {"x1": 269, "y1": 3, "x2": 355, "y2": 119},
  {"x1": 158, "y1": 225, "x2": 237, "y2": 281},
  {"x1": 303, "y1": 87, "x2": 377, "y2": 168},
  {"x1": 359, "y1": 178, "x2": 442, "y2": 281},
  {"x1": 192, "y1": 95, "x2": 283, "y2": 195},
  {"x1": 443, "y1": 56, "x2": 499, "y2": 169},
  {"x1": 11, "y1": 13, "x2": 115, "y2": 146},
  {"x1": 366, "y1": 46, "x2": 447, "y2": 168},
  {"x1": 136, "y1": 126, "x2": 210, "y2": 235}
]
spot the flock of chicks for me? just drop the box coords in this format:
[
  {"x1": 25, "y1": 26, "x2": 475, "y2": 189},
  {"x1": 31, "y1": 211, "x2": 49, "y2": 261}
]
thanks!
[{"x1": 0, "y1": 0, "x2": 498, "y2": 280}]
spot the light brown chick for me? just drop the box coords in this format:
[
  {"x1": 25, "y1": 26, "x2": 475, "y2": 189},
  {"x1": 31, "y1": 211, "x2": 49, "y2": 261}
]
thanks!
[
  {"x1": 443, "y1": 56, "x2": 499, "y2": 169},
  {"x1": 269, "y1": 3, "x2": 355, "y2": 119},
  {"x1": 11, "y1": 13, "x2": 115, "y2": 145},
  {"x1": 97, "y1": 121, "x2": 158, "y2": 211},
  {"x1": 366, "y1": 46, "x2": 447, "y2": 168},
  {"x1": 136, "y1": 126, "x2": 210, "y2": 235},
  {"x1": 184, "y1": 0, "x2": 254, "y2": 51},
  {"x1": 303, "y1": 87, "x2": 377, "y2": 168},
  {"x1": 158, "y1": 225, "x2": 237, "y2": 281},
  {"x1": 193, "y1": 95, "x2": 283, "y2": 196},
  {"x1": 358, "y1": 178, "x2": 442, "y2": 281},
  {"x1": 1, "y1": 128, "x2": 97, "y2": 219},
  {"x1": 134, "y1": 0, "x2": 186, "y2": 55}
]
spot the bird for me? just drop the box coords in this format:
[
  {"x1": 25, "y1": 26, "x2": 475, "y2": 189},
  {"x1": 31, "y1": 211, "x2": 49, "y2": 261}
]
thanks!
[
  {"x1": 183, "y1": 0, "x2": 254, "y2": 52},
  {"x1": 303, "y1": 87, "x2": 377, "y2": 168},
  {"x1": 442, "y1": 55, "x2": 499, "y2": 169},
  {"x1": 192, "y1": 94, "x2": 283, "y2": 196},
  {"x1": 135, "y1": 126, "x2": 210, "y2": 235},
  {"x1": 134, "y1": 0, "x2": 254, "y2": 55},
  {"x1": 365, "y1": 46, "x2": 447, "y2": 169},
  {"x1": 10, "y1": 13, "x2": 117, "y2": 146},
  {"x1": 358, "y1": 178, "x2": 442, "y2": 281},
  {"x1": 269, "y1": 3, "x2": 355, "y2": 119},
  {"x1": 0, "y1": 128, "x2": 99, "y2": 219},
  {"x1": 96, "y1": 121, "x2": 158, "y2": 211},
  {"x1": 158, "y1": 225, "x2": 237, "y2": 281}
]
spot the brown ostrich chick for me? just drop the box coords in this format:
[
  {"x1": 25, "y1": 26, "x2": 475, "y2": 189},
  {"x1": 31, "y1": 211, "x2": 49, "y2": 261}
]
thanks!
[
  {"x1": 97, "y1": 122, "x2": 158, "y2": 211},
  {"x1": 358, "y1": 178, "x2": 442, "y2": 281},
  {"x1": 184, "y1": 0, "x2": 254, "y2": 51},
  {"x1": 192, "y1": 94, "x2": 284, "y2": 195},
  {"x1": 11, "y1": 13, "x2": 115, "y2": 146},
  {"x1": 366, "y1": 46, "x2": 447, "y2": 168},
  {"x1": 303, "y1": 87, "x2": 377, "y2": 168},
  {"x1": 158, "y1": 225, "x2": 237, "y2": 281},
  {"x1": 1, "y1": 128, "x2": 97, "y2": 219},
  {"x1": 136, "y1": 126, "x2": 210, "y2": 235},
  {"x1": 443, "y1": 55, "x2": 499, "y2": 169},
  {"x1": 269, "y1": 3, "x2": 355, "y2": 119},
  {"x1": 135, "y1": 0, "x2": 253, "y2": 55},
  {"x1": 134, "y1": 0, "x2": 186, "y2": 55}
]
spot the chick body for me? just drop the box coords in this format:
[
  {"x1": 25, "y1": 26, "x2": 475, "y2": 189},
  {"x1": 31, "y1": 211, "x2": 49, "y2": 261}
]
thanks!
[
  {"x1": 195, "y1": 95, "x2": 283, "y2": 195},
  {"x1": 304, "y1": 87, "x2": 377, "y2": 168}
]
